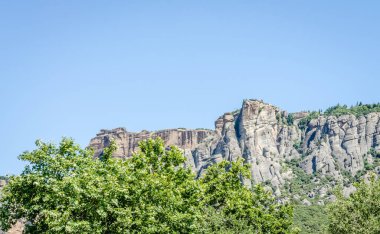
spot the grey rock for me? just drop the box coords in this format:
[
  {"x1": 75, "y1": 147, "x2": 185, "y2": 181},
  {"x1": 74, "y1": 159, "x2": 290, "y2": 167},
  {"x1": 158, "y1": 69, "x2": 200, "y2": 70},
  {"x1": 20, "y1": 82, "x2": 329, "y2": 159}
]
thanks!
[
  {"x1": 343, "y1": 185, "x2": 357, "y2": 197},
  {"x1": 302, "y1": 199, "x2": 312, "y2": 206},
  {"x1": 317, "y1": 200, "x2": 325, "y2": 206},
  {"x1": 327, "y1": 195, "x2": 337, "y2": 202}
]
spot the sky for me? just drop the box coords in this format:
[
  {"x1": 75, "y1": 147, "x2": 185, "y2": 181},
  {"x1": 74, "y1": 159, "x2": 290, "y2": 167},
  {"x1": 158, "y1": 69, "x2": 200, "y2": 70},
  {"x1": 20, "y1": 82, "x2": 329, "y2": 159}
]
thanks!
[{"x1": 1, "y1": 1, "x2": 380, "y2": 175}]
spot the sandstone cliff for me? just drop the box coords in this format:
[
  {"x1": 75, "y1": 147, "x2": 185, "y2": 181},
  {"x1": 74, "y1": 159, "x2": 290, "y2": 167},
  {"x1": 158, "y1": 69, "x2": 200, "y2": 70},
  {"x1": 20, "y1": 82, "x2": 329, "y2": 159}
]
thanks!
[{"x1": 89, "y1": 99, "x2": 380, "y2": 203}]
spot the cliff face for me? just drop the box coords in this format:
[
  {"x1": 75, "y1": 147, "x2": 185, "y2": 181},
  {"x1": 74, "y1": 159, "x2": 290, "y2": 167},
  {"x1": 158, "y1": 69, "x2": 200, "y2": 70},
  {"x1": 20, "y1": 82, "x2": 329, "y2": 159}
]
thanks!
[
  {"x1": 89, "y1": 99, "x2": 380, "y2": 201},
  {"x1": 192, "y1": 101, "x2": 303, "y2": 189},
  {"x1": 300, "y1": 113, "x2": 380, "y2": 176},
  {"x1": 89, "y1": 127, "x2": 214, "y2": 168}
]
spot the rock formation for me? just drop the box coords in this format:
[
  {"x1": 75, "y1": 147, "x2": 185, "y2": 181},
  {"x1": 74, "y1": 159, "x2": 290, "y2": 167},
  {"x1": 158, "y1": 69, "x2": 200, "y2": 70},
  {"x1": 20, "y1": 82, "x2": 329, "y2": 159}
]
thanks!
[
  {"x1": 89, "y1": 99, "x2": 380, "y2": 202},
  {"x1": 0, "y1": 180, "x2": 7, "y2": 189},
  {"x1": 300, "y1": 113, "x2": 380, "y2": 176},
  {"x1": 90, "y1": 127, "x2": 213, "y2": 169}
]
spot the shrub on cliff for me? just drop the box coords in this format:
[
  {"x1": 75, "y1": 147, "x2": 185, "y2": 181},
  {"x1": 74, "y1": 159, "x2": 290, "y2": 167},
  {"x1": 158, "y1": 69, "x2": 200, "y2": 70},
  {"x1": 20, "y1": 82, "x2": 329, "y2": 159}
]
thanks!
[{"x1": 0, "y1": 138, "x2": 295, "y2": 233}]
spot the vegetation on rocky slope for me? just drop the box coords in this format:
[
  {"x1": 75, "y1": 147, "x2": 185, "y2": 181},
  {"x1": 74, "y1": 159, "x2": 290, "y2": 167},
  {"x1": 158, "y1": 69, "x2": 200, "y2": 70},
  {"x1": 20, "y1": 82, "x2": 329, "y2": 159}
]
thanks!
[
  {"x1": 324, "y1": 103, "x2": 380, "y2": 117},
  {"x1": 298, "y1": 111, "x2": 321, "y2": 130},
  {"x1": 282, "y1": 159, "x2": 315, "y2": 200},
  {"x1": 290, "y1": 176, "x2": 380, "y2": 234},
  {"x1": 298, "y1": 102, "x2": 380, "y2": 129},
  {"x1": 293, "y1": 205, "x2": 328, "y2": 234}
]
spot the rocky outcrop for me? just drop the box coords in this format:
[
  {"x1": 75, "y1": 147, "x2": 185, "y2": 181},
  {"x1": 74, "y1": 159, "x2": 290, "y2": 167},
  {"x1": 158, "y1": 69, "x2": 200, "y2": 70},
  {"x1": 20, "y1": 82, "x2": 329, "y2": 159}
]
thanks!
[
  {"x1": 0, "y1": 180, "x2": 7, "y2": 189},
  {"x1": 2, "y1": 221, "x2": 23, "y2": 234},
  {"x1": 300, "y1": 113, "x2": 380, "y2": 177},
  {"x1": 89, "y1": 99, "x2": 380, "y2": 200},
  {"x1": 193, "y1": 101, "x2": 302, "y2": 193},
  {"x1": 89, "y1": 127, "x2": 214, "y2": 169}
]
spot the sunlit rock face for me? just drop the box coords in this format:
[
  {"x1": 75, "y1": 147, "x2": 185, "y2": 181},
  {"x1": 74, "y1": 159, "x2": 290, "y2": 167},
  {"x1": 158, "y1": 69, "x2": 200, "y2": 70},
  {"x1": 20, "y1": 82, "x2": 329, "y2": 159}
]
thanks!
[
  {"x1": 89, "y1": 99, "x2": 380, "y2": 195},
  {"x1": 89, "y1": 127, "x2": 214, "y2": 169},
  {"x1": 0, "y1": 180, "x2": 7, "y2": 189},
  {"x1": 299, "y1": 113, "x2": 380, "y2": 177}
]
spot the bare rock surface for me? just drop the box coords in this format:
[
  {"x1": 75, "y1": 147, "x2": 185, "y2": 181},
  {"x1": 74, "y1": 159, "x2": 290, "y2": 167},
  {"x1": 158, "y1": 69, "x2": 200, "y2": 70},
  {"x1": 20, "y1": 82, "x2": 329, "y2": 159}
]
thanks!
[{"x1": 4, "y1": 221, "x2": 23, "y2": 234}]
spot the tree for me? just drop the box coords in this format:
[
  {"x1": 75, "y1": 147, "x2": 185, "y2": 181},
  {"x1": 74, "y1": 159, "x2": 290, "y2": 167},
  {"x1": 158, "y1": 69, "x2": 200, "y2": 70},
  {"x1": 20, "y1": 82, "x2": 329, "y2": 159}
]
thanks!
[
  {"x1": 0, "y1": 138, "x2": 202, "y2": 233},
  {"x1": 199, "y1": 159, "x2": 295, "y2": 233},
  {"x1": 328, "y1": 176, "x2": 380, "y2": 234},
  {"x1": 292, "y1": 205, "x2": 328, "y2": 234},
  {"x1": 1, "y1": 138, "x2": 295, "y2": 233}
]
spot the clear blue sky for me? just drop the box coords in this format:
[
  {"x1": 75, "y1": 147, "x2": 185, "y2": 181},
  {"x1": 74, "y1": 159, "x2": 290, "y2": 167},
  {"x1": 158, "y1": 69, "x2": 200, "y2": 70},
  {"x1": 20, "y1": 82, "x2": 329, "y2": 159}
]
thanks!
[{"x1": 1, "y1": 1, "x2": 379, "y2": 175}]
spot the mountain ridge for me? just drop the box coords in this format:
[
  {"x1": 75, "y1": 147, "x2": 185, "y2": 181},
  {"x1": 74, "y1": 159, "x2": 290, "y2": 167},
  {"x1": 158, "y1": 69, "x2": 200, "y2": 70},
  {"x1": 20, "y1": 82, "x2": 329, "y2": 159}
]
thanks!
[{"x1": 89, "y1": 99, "x2": 380, "y2": 204}]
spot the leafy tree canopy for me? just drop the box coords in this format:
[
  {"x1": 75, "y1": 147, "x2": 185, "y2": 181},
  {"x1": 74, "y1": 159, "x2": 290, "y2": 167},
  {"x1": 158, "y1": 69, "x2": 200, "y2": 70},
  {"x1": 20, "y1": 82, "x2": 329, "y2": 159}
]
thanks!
[
  {"x1": 292, "y1": 205, "x2": 328, "y2": 234},
  {"x1": 200, "y1": 159, "x2": 294, "y2": 233},
  {"x1": 0, "y1": 138, "x2": 295, "y2": 233},
  {"x1": 328, "y1": 176, "x2": 380, "y2": 234}
]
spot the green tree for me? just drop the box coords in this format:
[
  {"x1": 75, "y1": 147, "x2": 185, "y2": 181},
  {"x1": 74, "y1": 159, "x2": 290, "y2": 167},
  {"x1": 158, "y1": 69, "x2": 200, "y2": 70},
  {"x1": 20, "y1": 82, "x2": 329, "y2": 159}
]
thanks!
[
  {"x1": 0, "y1": 138, "x2": 201, "y2": 233},
  {"x1": 292, "y1": 205, "x2": 328, "y2": 234},
  {"x1": 200, "y1": 159, "x2": 295, "y2": 233},
  {"x1": 0, "y1": 138, "x2": 295, "y2": 233},
  {"x1": 328, "y1": 176, "x2": 380, "y2": 234}
]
